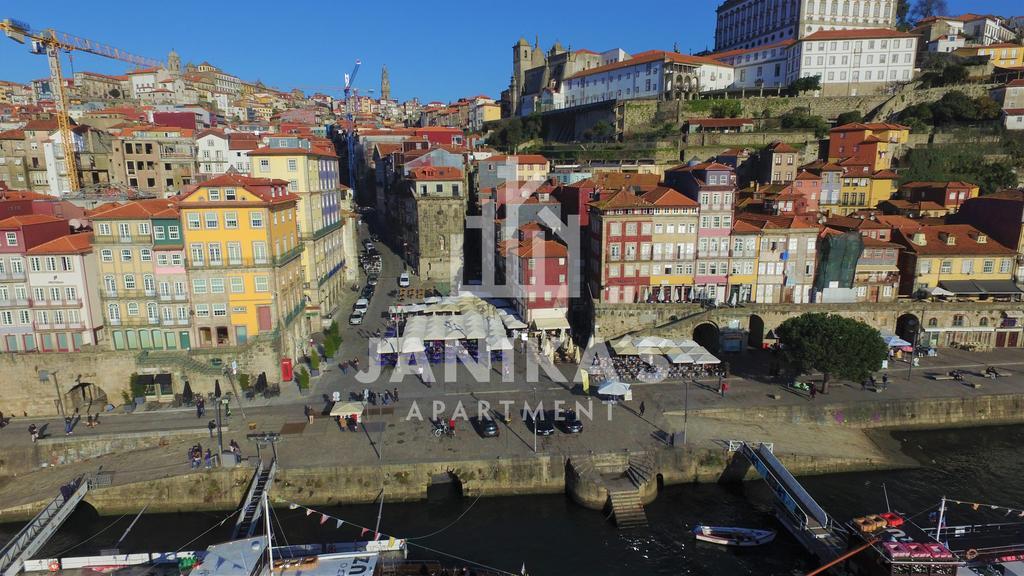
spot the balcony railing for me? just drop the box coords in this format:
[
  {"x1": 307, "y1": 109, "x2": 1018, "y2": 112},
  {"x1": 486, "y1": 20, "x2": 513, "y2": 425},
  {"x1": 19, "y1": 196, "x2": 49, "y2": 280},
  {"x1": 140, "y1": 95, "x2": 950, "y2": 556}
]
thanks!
[
  {"x1": 274, "y1": 245, "x2": 304, "y2": 266},
  {"x1": 173, "y1": 293, "x2": 188, "y2": 301},
  {"x1": 284, "y1": 301, "x2": 305, "y2": 326},
  {"x1": 0, "y1": 298, "x2": 31, "y2": 307},
  {"x1": 158, "y1": 293, "x2": 172, "y2": 301},
  {"x1": 185, "y1": 257, "x2": 271, "y2": 268},
  {"x1": 0, "y1": 270, "x2": 27, "y2": 281},
  {"x1": 33, "y1": 321, "x2": 84, "y2": 331},
  {"x1": 32, "y1": 298, "x2": 83, "y2": 308},
  {"x1": 108, "y1": 318, "x2": 122, "y2": 326}
]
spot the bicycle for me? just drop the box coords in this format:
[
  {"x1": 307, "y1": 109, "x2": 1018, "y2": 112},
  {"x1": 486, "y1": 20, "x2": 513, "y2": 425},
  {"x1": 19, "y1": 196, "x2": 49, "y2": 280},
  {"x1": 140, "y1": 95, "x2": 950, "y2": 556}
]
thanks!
[{"x1": 432, "y1": 422, "x2": 455, "y2": 438}]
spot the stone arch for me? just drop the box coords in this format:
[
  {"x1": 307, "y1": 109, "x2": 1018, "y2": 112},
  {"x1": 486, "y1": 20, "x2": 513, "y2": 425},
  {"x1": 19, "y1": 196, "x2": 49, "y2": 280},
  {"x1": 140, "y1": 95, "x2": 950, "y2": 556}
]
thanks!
[
  {"x1": 693, "y1": 322, "x2": 720, "y2": 353},
  {"x1": 895, "y1": 313, "x2": 919, "y2": 344},
  {"x1": 748, "y1": 314, "x2": 765, "y2": 349}
]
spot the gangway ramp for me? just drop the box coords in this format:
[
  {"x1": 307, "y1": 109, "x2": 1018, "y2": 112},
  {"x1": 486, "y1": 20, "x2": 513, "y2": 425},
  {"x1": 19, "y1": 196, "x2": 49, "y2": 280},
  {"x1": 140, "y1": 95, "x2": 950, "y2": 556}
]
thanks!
[
  {"x1": 732, "y1": 441, "x2": 845, "y2": 561},
  {"x1": 231, "y1": 459, "x2": 276, "y2": 540},
  {"x1": 0, "y1": 478, "x2": 89, "y2": 576}
]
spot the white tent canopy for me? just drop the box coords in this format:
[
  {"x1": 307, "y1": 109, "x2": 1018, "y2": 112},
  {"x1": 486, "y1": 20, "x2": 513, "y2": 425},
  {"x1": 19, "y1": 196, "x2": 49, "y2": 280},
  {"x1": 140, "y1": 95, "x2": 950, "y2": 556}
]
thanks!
[
  {"x1": 610, "y1": 336, "x2": 719, "y2": 365},
  {"x1": 597, "y1": 380, "x2": 631, "y2": 396}
]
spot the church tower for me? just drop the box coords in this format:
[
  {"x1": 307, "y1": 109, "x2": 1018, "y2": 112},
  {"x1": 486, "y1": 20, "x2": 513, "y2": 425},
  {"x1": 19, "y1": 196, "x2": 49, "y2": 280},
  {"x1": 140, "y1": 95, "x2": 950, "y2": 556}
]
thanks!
[
  {"x1": 381, "y1": 65, "x2": 391, "y2": 101},
  {"x1": 167, "y1": 49, "x2": 181, "y2": 74}
]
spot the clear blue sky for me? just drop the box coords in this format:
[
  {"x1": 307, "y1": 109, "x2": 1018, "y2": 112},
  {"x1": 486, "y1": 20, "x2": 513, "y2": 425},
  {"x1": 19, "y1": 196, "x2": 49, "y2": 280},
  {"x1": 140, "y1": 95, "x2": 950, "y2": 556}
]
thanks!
[{"x1": 0, "y1": 0, "x2": 1019, "y2": 103}]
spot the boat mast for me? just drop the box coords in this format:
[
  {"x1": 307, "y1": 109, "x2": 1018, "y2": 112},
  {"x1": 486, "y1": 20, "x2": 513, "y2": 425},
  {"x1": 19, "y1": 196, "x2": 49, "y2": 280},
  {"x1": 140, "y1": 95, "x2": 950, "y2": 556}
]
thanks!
[
  {"x1": 264, "y1": 491, "x2": 273, "y2": 572},
  {"x1": 936, "y1": 496, "x2": 946, "y2": 544}
]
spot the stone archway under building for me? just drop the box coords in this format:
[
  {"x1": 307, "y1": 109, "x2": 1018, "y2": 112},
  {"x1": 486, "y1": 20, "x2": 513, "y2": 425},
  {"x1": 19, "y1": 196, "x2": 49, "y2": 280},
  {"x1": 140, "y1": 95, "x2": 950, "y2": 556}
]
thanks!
[{"x1": 693, "y1": 322, "x2": 721, "y2": 354}]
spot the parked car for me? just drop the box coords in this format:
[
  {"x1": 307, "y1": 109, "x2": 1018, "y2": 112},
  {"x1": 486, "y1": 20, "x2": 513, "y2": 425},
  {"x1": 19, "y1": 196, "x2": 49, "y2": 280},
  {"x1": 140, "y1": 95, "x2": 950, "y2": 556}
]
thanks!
[
  {"x1": 354, "y1": 298, "x2": 369, "y2": 313},
  {"x1": 398, "y1": 272, "x2": 410, "y2": 288},
  {"x1": 526, "y1": 412, "x2": 555, "y2": 436},
  {"x1": 557, "y1": 409, "x2": 583, "y2": 433},
  {"x1": 363, "y1": 239, "x2": 374, "y2": 250},
  {"x1": 348, "y1": 310, "x2": 364, "y2": 325},
  {"x1": 367, "y1": 273, "x2": 379, "y2": 286},
  {"x1": 474, "y1": 415, "x2": 500, "y2": 438},
  {"x1": 361, "y1": 286, "x2": 375, "y2": 300}
]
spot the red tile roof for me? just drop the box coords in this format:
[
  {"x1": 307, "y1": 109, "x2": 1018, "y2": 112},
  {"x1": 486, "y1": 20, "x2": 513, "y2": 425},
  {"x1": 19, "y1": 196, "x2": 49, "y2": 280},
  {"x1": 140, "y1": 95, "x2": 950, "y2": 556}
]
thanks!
[
  {"x1": 179, "y1": 173, "x2": 297, "y2": 205},
  {"x1": 248, "y1": 147, "x2": 338, "y2": 158},
  {"x1": 803, "y1": 28, "x2": 918, "y2": 41},
  {"x1": 641, "y1": 186, "x2": 698, "y2": 207},
  {"x1": 89, "y1": 198, "x2": 179, "y2": 219},
  {"x1": 895, "y1": 224, "x2": 1016, "y2": 255},
  {"x1": 590, "y1": 188, "x2": 652, "y2": 210},
  {"x1": 26, "y1": 233, "x2": 93, "y2": 255},
  {"x1": 568, "y1": 50, "x2": 731, "y2": 80},
  {"x1": 515, "y1": 238, "x2": 568, "y2": 258},
  {"x1": 1006, "y1": 79, "x2": 1024, "y2": 88},
  {"x1": 1004, "y1": 108, "x2": 1024, "y2": 115},
  {"x1": 483, "y1": 154, "x2": 550, "y2": 165},
  {"x1": 407, "y1": 166, "x2": 463, "y2": 181},
  {"x1": 0, "y1": 214, "x2": 65, "y2": 227},
  {"x1": 768, "y1": 141, "x2": 799, "y2": 153}
]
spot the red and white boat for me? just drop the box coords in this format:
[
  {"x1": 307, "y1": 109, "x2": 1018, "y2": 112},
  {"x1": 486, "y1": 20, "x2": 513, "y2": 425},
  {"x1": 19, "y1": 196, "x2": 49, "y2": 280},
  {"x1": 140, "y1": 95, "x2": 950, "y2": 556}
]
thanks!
[{"x1": 693, "y1": 525, "x2": 777, "y2": 547}]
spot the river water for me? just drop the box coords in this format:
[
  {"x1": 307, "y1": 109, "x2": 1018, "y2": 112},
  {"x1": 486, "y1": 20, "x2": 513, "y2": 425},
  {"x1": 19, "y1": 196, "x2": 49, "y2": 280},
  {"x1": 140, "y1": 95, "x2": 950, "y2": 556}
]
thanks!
[{"x1": 4, "y1": 425, "x2": 1024, "y2": 575}]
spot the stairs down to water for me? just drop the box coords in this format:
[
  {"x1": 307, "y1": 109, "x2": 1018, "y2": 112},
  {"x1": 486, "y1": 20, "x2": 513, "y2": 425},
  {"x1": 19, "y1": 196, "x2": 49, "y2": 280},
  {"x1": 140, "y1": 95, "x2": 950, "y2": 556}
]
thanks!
[{"x1": 609, "y1": 487, "x2": 648, "y2": 529}]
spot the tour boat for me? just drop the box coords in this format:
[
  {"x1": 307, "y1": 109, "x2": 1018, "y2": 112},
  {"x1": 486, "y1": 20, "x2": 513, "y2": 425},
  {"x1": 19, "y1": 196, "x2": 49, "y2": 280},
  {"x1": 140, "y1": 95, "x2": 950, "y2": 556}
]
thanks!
[{"x1": 693, "y1": 525, "x2": 777, "y2": 547}]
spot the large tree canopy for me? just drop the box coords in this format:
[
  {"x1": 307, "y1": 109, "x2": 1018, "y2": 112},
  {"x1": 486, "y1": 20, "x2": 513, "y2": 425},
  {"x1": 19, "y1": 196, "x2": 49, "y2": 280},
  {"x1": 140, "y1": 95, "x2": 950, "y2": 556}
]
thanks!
[{"x1": 776, "y1": 313, "x2": 888, "y2": 392}]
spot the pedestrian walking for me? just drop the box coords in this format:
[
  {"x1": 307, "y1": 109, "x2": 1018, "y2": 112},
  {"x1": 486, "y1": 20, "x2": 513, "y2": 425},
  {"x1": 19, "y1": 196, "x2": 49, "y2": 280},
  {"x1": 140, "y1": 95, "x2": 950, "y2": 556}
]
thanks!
[
  {"x1": 64, "y1": 416, "x2": 74, "y2": 436},
  {"x1": 639, "y1": 401, "x2": 646, "y2": 416},
  {"x1": 882, "y1": 373, "x2": 889, "y2": 389},
  {"x1": 204, "y1": 449, "x2": 213, "y2": 469},
  {"x1": 304, "y1": 405, "x2": 314, "y2": 424},
  {"x1": 207, "y1": 419, "x2": 216, "y2": 438},
  {"x1": 810, "y1": 384, "x2": 817, "y2": 401},
  {"x1": 28, "y1": 423, "x2": 38, "y2": 442},
  {"x1": 722, "y1": 381, "x2": 729, "y2": 397},
  {"x1": 196, "y1": 397, "x2": 205, "y2": 419},
  {"x1": 393, "y1": 387, "x2": 399, "y2": 402}
]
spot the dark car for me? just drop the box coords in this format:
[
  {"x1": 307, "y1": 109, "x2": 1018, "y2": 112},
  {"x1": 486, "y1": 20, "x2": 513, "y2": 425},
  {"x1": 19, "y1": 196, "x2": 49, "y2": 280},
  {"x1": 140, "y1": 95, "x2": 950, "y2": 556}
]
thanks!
[
  {"x1": 475, "y1": 415, "x2": 500, "y2": 438},
  {"x1": 557, "y1": 409, "x2": 583, "y2": 433},
  {"x1": 361, "y1": 286, "x2": 374, "y2": 300},
  {"x1": 367, "y1": 274, "x2": 379, "y2": 286},
  {"x1": 527, "y1": 412, "x2": 555, "y2": 436}
]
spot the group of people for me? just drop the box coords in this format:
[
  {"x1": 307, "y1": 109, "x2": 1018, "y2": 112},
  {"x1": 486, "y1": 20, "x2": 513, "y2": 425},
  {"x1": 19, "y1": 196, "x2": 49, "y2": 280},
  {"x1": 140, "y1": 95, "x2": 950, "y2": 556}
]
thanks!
[
  {"x1": 360, "y1": 387, "x2": 398, "y2": 406},
  {"x1": 590, "y1": 356, "x2": 725, "y2": 383},
  {"x1": 338, "y1": 358, "x2": 361, "y2": 374},
  {"x1": 189, "y1": 444, "x2": 213, "y2": 469}
]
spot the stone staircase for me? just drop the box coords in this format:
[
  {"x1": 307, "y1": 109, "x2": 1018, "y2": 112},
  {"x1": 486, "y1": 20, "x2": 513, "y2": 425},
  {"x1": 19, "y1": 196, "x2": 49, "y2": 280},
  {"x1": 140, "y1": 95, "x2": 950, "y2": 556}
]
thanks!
[
  {"x1": 626, "y1": 453, "x2": 655, "y2": 490},
  {"x1": 608, "y1": 486, "x2": 648, "y2": 529}
]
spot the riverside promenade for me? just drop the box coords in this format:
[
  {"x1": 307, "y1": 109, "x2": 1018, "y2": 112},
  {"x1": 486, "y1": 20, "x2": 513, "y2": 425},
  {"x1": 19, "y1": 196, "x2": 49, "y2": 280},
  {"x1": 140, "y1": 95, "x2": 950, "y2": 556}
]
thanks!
[{"x1": 0, "y1": 343, "x2": 1021, "y2": 521}]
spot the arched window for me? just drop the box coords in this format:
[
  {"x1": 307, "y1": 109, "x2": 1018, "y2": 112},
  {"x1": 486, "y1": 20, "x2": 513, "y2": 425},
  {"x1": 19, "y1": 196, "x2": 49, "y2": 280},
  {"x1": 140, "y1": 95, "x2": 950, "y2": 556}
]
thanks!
[
  {"x1": 979, "y1": 317, "x2": 989, "y2": 327},
  {"x1": 928, "y1": 318, "x2": 938, "y2": 327},
  {"x1": 107, "y1": 303, "x2": 120, "y2": 321},
  {"x1": 952, "y1": 315, "x2": 966, "y2": 327}
]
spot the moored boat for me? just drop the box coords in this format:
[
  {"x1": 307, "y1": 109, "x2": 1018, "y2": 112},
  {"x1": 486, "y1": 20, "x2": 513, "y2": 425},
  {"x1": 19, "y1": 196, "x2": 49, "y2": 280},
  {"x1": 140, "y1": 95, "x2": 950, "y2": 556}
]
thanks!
[{"x1": 693, "y1": 525, "x2": 777, "y2": 547}]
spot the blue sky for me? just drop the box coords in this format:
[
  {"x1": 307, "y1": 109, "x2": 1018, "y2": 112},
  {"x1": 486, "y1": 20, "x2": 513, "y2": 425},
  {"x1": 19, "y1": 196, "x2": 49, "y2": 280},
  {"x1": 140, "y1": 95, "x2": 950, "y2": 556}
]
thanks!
[{"x1": 0, "y1": 0, "x2": 1020, "y2": 103}]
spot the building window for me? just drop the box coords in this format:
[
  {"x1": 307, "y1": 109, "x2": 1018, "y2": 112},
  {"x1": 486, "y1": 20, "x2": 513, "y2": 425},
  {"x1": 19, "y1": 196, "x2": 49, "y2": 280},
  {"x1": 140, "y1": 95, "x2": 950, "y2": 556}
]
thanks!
[
  {"x1": 187, "y1": 213, "x2": 201, "y2": 230},
  {"x1": 250, "y1": 212, "x2": 264, "y2": 228},
  {"x1": 140, "y1": 249, "x2": 152, "y2": 262},
  {"x1": 254, "y1": 276, "x2": 269, "y2": 292},
  {"x1": 940, "y1": 260, "x2": 952, "y2": 274},
  {"x1": 120, "y1": 249, "x2": 132, "y2": 262},
  {"x1": 4, "y1": 232, "x2": 16, "y2": 246},
  {"x1": 224, "y1": 211, "x2": 238, "y2": 229},
  {"x1": 230, "y1": 276, "x2": 244, "y2": 293},
  {"x1": 124, "y1": 274, "x2": 136, "y2": 289},
  {"x1": 205, "y1": 212, "x2": 218, "y2": 229},
  {"x1": 983, "y1": 259, "x2": 994, "y2": 274},
  {"x1": 212, "y1": 303, "x2": 227, "y2": 317},
  {"x1": 287, "y1": 159, "x2": 297, "y2": 172},
  {"x1": 210, "y1": 278, "x2": 225, "y2": 293},
  {"x1": 952, "y1": 315, "x2": 965, "y2": 327}
]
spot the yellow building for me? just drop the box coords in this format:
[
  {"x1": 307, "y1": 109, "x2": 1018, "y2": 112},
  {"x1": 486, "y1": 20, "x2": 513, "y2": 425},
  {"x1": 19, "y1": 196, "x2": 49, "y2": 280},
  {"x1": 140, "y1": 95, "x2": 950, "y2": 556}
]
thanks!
[
  {"x1": 642, "y1": 187, "x2": 699, "y2": 301},
  {"x1": 894, "y1": 224, "x2": 1018, "y2": 298},
  {"x1": 953, "y1": 44, "x2": 1024, "y2": 69},
  {"x1": 835, "y1": 164, "x2": 897, "y2": 215},
  {"x1": 249, "y1": 145, "x2": 357, "y2": 331},
  {"x1": 177, "y1": 173, "x2": 306, "y2": 356},
  {"x1": 728, "y1": 221, "x2": 760, "y2": 303}
]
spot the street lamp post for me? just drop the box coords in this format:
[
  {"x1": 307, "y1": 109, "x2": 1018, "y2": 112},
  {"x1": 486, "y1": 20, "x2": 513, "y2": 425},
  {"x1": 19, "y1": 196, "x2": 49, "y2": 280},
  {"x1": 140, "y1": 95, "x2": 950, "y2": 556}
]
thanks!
[
  {"x1": 683, "y1": 378, "x2": 690, "y2": 446},
  {"x1": 214, "y1": 379, "x2": 224, "y2": 464}
]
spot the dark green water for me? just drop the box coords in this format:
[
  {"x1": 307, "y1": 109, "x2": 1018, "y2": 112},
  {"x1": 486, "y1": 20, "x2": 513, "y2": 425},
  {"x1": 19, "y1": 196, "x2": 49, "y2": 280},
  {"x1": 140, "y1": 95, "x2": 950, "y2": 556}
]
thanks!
[{"x1": 4, "y1": 425, "x2": 1024, "y2": 575}]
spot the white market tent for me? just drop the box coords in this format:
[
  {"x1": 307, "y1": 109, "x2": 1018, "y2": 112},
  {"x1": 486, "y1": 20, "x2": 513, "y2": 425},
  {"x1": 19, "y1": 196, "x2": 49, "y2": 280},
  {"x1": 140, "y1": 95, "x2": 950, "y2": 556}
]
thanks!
[
  {"x1": 398, "y1": 312, "x2": 509, "y2": 353},
  {"x1": 329, "y1": 402, "x2": 365, "y2": 418},
  {"x1": 611, "y1": 336, "x2": 719, "y2": 365},
  {"x1": 597, "y1": 380, "x2": 631, "y2": 396}
]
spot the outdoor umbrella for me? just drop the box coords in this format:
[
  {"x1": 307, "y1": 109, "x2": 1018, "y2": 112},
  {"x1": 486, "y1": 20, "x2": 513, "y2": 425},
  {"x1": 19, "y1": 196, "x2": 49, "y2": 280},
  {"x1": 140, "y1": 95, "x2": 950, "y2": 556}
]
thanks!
[
  {"x1": 597, "y1": 380, "x2": 631, "y2": 397},
  {"x1": 214, "y1": 379, "x2": 222, "y2": 399},
  {"x1": 881, "y1": 333, "x2": 912, "y2": 348},
  {"x1": 181, "y1": 380, "x2": 194, "y2": 404}
]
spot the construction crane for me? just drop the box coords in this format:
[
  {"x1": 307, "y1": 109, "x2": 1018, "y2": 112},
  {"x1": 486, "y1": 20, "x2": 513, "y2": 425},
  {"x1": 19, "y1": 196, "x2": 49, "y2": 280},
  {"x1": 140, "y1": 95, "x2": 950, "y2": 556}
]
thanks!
[
  {"x1": 343, "y1": 59, "x2": 361, "y2": 190},
  {"x1": 1, "y1": 18, "x2": 161, "y2": 193}
]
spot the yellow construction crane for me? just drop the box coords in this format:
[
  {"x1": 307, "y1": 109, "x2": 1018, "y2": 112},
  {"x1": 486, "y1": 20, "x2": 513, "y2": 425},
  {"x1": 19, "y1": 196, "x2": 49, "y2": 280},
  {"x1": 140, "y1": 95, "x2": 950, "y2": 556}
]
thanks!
[{"x1": 1, "y1": 18, "x2": 161, "y2": 193}]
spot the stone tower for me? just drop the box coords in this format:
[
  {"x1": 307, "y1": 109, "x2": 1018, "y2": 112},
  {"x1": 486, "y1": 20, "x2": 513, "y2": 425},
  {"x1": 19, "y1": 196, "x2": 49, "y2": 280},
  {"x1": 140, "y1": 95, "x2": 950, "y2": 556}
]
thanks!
[
  {"x1": 381, "y1": 65, "x2": 391, "y2": 101},
  {"x1": 167, "y1": 49, "x2": 181, "y2": 74},
  {"x1": 510, "y1": 37, "x2": 532, "y2": 116}
]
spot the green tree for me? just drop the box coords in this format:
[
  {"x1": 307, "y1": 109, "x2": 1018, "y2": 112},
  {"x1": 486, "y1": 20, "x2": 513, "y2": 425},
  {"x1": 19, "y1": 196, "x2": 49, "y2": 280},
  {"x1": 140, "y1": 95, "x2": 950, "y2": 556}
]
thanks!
[
  {"x1": 776, "y1": 313, "x2": 888, "y2": 393},
  {"x1": 912, "y1": 0, "x2": 948, "y2": 22},
  {"x1": 940, "y1": 64, "x2": 969, "y2": 86},
  {"x1": 780, "y1": 109, "x2": 830, "y2": 138},
  {"x1": 297, "y1": 367, "x2": 310, "y2": 390},
  {"x1": 788, "y1": 75, "x2": 821, "y2": 94},
  {"x1": 835, "y1": 111, "x2": 864, "y2": 125},
  {"x1": 589, "y1": 120, "x2": 614, "y2": 142},
  {"x1": 310, "y1": 349, "x2": 321, "y2": 372},
  {"x1": 711, "y1": 100, "x2": 743, "y2": 118},
  {"x1": 895, "y1": 0, "x2": 913, "y2": 29}
]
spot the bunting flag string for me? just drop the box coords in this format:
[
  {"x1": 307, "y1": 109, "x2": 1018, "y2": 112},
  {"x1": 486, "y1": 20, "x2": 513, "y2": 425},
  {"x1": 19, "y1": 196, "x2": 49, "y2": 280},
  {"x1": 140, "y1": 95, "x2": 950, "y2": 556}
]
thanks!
[
  {"x1": 277, "y1": 499, "x2": 401, "y2": 545},
  {"x1": 944, "y1": 498, "x2": 1024, "y2": 518}
]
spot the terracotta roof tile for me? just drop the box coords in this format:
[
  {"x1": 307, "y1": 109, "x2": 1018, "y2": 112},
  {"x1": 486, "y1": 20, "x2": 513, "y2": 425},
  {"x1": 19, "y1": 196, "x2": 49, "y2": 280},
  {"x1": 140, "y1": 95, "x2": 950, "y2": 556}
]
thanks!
[
  {"x1": 803, "y1": 28, "x2": 918, "y2": 41},
  {"x1": 26, "y1": 233, "x2": 93, "y2": 255},
  {"x1": 0, "y1": 214, "x2": 65, "y2": 227}
]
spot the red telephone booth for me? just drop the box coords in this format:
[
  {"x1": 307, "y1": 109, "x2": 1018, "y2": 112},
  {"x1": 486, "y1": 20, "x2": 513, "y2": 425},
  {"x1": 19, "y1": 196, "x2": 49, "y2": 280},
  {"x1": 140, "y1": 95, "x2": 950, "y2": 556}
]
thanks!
[{"x1": 281, "y1": 357, "x2": 294, "y2": 382}]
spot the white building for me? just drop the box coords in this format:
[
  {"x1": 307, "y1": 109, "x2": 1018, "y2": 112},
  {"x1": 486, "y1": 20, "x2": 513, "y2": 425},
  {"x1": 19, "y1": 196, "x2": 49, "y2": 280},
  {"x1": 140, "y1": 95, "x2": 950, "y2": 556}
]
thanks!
[
  {"x1": 195, "y1": 130, "x2": 256, "y2": 177},
  {"x1": 1004, "y1": 108, "x2": 1024, "y2": 131},
  {"x1": 25, "y1": 233, "x2": 103, "y2": 351},
  {"x1": 786, "y1": 28, "x2": 918, "y2": 96},
  {"x1": 561, "y1": 51, "x2": 733, "y2": 109},
  {"x1": 959, "y1": 14, "x2": 1016, "y2": 46},
  {"x1": 715, "y1": 0, "x2": 897, "y2": 52},
  {"x1": 711, "y1": 40, "x2": 794, "y2": 89}
]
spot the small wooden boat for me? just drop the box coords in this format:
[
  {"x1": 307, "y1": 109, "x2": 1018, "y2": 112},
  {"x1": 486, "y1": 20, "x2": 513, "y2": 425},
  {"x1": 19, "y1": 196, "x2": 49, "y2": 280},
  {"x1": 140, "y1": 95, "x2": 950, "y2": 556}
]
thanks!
[{"x1": 693, "y1": 525, "x2": 776, "y2": 547}]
